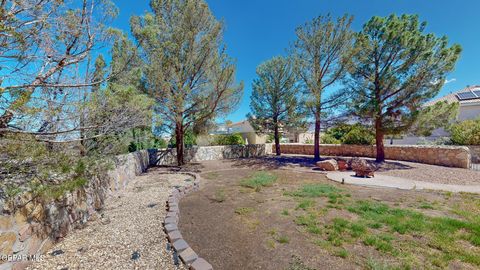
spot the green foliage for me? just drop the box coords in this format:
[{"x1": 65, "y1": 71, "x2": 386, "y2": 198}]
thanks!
[
  {"x1": 235, "y1": 207, "x2": 255, "y2": 215},
  {"x1": 411, "y1": 101, "x2": 459, "y2": 137},
  {"x1": 170, "y1": 129, "x2": 197, "y2": 147},
  {"x1": 342, "y1": 126, "x2": 375, "y2": 145},
  {"x1": 320, "y1": 134, "x2": 341, "y2": 144},
  {"x1": 240, "y1": 172, "x2": 277, "y2": 191},
  {"x1": 131, "y1": 0, "x2": 243, "y2": 165},
  {"x1": 127, "y1": 128, "x2": 167, "y2": 152},
  {"x1": 293, "y1": 14, "x2": 355, "y2": 159},
  {"x1": 348, "y1": 14, "x2": 462, "y2": 161},
  {"x1": 214, "y1": 133, "x2": 245, "y2": 145},
  {"x1": 248, "y1": 56, "x2": 305, "y2": 154},
  {"x1": 285, "y1": 184, "x2": 342, "y2": 198},
  {"x1": 323, "y1": 124, "x2": 374, "y2": 145},
  {"x1": 449, "y1": 118, "x2": 480, "y2": 145}
]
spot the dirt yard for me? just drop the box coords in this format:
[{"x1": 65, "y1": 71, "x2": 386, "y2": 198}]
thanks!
[{"x1": 179, "y1": 159, "x2": 480, "y2": 270}]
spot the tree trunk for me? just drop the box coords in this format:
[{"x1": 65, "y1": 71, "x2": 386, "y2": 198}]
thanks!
[
  {"x1": 274, "y1": 122, "x2": 281, "y2": 156},
  {"x1": 175, "y1": 122, "x2": 185, "y2": 166},
  {"x1": 313, "y1": 111, "x2": 321, "y2": 161},
  {"x1": 375, "y1": 117, "x2": 385, "y2": 162}
]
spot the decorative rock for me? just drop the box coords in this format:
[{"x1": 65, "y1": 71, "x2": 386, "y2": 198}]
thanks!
[
  {"x1": 0, "y1": 232, "x2": 17, "y2": 255},
  {"x1": 179, "y1": 247, "x2": 198, "y2": 265},
  {"x1": 337, "y1": 159, "x2": 349, "y2": 171},
  {"x1": 18, "y1": 224, "x2": 32, "y2": 242},
  {"x1": 165, "y1": 223, "x2": 178, "y2": 233},
  {"x1": 190, "y1": 258, "x2": 213, "y2": 270},
  {"x1": 172, "y1": 239, "x2": 189, "y2": 252},
  {"x1": 169, "y1": 206, "x2": 179, "y2": 213},
  {"x1": 351, "y1": 158, "x2": 375, "y2": 178},
  {"x1": 166, "y1": 211, "x2": 177, "y2": 219},
  {"x1": 315, "y1": 159, "x2": 338, "y2": 171},
  {"x1": 131, "y1": 251, "x2": 141, "y2": 260},
  {"x1": 164, "y1": 216, "x2": 177, "y2": 225},
  {"x1": 167, "y1": 230, "x2": 183, "y2": 242},
  {"x1": 0, "y1": 216, "x2": 13, "y2": 230}
]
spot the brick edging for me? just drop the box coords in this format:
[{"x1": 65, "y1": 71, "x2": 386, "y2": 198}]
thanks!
[{"x1": 163, "y1": 172, "x2": 213, "y2": 270}]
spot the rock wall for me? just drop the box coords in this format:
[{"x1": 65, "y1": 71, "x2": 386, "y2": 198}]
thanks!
[
  {"x1": 0, "y1": 144, "x2": 268, "y2": 269},
  {"x1": 150, "y1": 144, "x2": 272, "y2": 165},
  {"x1": 277, "y1": 144, "x2": 471, "y2": 169},
  {"x1": 469, "y1": 146, "x2": 480, "y2": 164}
]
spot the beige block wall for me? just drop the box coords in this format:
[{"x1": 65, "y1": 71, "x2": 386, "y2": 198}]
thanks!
[
  {"x1": 469, "y1": 145, "x2": 480, "y2": 163},
  {"x1": 277, "y1": 144, "x2": 471, "y2": 168}
]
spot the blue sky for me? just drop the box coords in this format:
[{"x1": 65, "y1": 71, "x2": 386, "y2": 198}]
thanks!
[{"x1": 112, "y1": 0, "x2": 480, "y2": 123}]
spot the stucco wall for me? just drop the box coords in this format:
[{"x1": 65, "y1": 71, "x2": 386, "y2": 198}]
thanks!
[{"x1": 277, "y1": 143, "x2": 471, "y2": 169}]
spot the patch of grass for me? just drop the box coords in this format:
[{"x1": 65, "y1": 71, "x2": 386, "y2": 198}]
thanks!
[
  {"x1": 276, "y1": 235, "x2": 290, "y2": 244},
  {"x1": 213, "y1": 188, "x2": 226, "y2": 202},
  {"x1": 334, "y1": 248, "x2": 348, "y2": 258},
  {"x1": 285, "y1": 184, "x2": 342, "y2": 198},
  {"x1": 266, "y1": 239, "x2": 276, "y2": 249},
  {"x1": 418, "y1": 202, "x2": 434, "y2": 209},
  {"x1": 235, "y1": 207, "x2": 255, "y2": 215},
  {"x1": 240, "y1": 171, "x2": 277, "y2": 191},
  {"x1": 287, "y1": 256, "x2": 315, "y2": 270},
  {"x1": 296, "y1": 199, "x2": 315, "y2": 210},
  {"x1": 363, "y1": 234, "x2": 395, "y2": 254},
  {"x1": 295, "y1": 213, "x2": 322, "y2": 235},
  {"x1": 281, "y1": 209, "x2": 290, "y2": 216}
]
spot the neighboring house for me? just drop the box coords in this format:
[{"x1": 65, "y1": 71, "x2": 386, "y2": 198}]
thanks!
[
  {"x1": 389, "y1": 85, "x2": 480, "y2": 145},
  {"x1": 211, "y1": 120, "x2": 267, "y2": 144}
]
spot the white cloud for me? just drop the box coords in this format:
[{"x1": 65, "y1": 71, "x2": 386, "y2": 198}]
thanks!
[{"x1": 445, "y1": 78, "x2": 457, "y2": 84}]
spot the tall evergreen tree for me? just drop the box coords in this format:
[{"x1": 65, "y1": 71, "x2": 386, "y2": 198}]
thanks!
[
  {"x1": 292, "y1": 14, "x2": 354, "y2": 161},
  {"x1": 131, "y1": 0, "x2": 243, "y2": 166},
  {"x1": 248, "y1": 56, "x2": 304, "y2": 156},
  {"x1": 348, "y1": 14, "x2": 461, "y2": 162}
]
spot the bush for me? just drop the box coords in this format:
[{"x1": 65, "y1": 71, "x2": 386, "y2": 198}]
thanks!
[
  {"x1": 321, "y1": 134, "x2": 341, "y2": 144},
  {"x1": 342, "y1": 126, "x2": 375, "y2": 145},
  {"x1": 214, "y1": 133, "x2": 245, "y2": 145},
  {"x1": 449, "y1": 119, "x2": 480, "y2": 145}
]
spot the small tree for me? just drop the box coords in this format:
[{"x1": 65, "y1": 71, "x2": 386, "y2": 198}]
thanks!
[
  {"x1": 248, "y1": 56, "x2": 304, "y2": 155},
  {"x1": 292, "y1": 14, "x2": 355, "y2": 160},
  {"x1": 131, "y1": 0, "x2": 243, "y2": 166},
  {"x1": 348, "y1": 14, "x2": 461, "y2": 162}
]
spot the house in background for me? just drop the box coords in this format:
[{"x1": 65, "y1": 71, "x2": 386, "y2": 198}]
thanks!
[
  {"x1": 390, "y1": 85, "x2": 480, "y2": 145},
  {"x1": 210, "y1": 120, "x2": 267, "y2": 144}
]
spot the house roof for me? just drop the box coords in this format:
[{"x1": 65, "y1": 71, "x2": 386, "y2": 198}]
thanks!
[{"x1": 424, "y1": 85, "x2": 480, "y2": 106}]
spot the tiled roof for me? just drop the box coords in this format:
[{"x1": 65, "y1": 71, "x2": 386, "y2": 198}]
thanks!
[{"x1": 424, "y1": 85, "x2": 480, "y2": 106}]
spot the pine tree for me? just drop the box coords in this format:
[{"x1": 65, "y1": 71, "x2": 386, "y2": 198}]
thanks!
[
  {"x1": 131, "y1": 0, "x2": 243, "y2": 166},
  {"x1": 248, "y1": 56, "x2": 305, "y2": 155},
  {"x1": 292, "y1": 14, "x2": 354, "y2": 160},
  {"x1": 348, "y1": 14, "x2": 461, "y2": 162}
]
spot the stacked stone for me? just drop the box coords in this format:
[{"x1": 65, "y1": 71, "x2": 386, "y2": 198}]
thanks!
[{"x1": 164, "y1": 179, "x2": 213, "y2": 270}]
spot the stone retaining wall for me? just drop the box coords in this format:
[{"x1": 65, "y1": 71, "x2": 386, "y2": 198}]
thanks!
[
  {"x1": 468, "y1": 146, "x2": 480, "y2": 164},
  {"x1": 1, "y1": 144, "x2": 268, "y2": 269},
  {"x1": 277, "y1": 144, "x2": 471, "y2": 169},
  {"x1": 151, "y1": 144, "x2": 272, "y2": 165}
]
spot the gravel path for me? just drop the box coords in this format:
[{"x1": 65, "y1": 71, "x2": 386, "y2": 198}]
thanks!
[
  {"x1": 375, "y1": 160, "x2": 480, "y2": 185},
  {"x1": 28, "y1": 168, "x2": 189, "y2": 270}
]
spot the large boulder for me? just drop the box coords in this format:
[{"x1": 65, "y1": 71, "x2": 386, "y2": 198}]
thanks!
[
  {"x1": 351, "y1": 158, "x2": 375, "y2": 178},
  {"x1": 315, "y1": 159, "x2": 338, "y2": 171},
  {"x1": 337, "y1": 159, "x2": 350, "y2": 171}
]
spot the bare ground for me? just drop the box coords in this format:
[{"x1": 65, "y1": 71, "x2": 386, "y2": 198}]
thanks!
[{"x1": 179, "y1": 159, "x2": 480, "y2": 270}]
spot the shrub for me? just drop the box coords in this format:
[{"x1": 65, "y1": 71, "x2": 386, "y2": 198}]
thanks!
[
  {"x1": 449, "y1": 119, "x2": 480, "y2": 145},
  {"x1": 342, "y1": 126, "x2": 375, "y2": 145},
  {"x1": 214, "y1": 133, "x2": 245, "y2": 145},
  {"x1": 321, "y1": 134, "x2": 341, "y2": 144}
]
